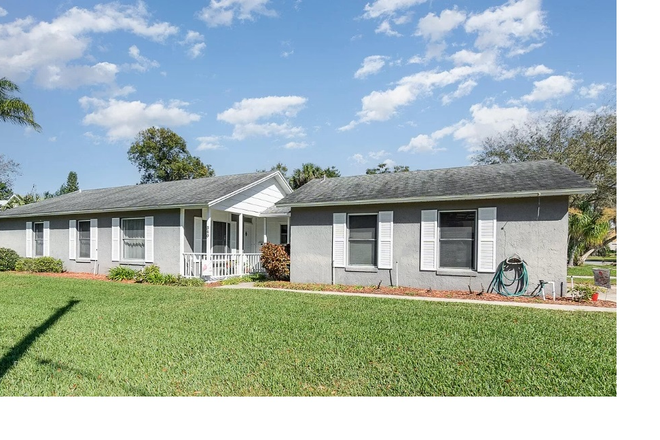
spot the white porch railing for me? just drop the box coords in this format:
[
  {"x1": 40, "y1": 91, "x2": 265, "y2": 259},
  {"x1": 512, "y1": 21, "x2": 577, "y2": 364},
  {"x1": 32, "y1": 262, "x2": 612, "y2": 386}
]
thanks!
[{"x1": 183, "y1": 253, "x2": 264, "y2": 279}]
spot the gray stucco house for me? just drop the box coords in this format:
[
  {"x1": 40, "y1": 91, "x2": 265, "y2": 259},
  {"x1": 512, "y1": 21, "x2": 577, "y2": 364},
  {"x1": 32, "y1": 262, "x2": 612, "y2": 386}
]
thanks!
[
  {"x1": 276, "y1": 160, "x2": 595, "y2": 295},
  {"x1": 0, "y1": 171, "x2": 292, "y2": 278}
]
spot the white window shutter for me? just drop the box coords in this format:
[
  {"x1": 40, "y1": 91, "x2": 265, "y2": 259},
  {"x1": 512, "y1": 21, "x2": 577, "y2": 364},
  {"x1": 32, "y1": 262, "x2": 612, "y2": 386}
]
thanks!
[
  {"x1": 477, "y1": 207, "x2": 497, "y2": 273},
  {"x1": 90, "y1": 219, "x2": 98, "y2": 260},
  {"x1": 43, "y1": 221, "x2": 50, "y2": 257},
  {"x1": 112, "y1": 218, "x2": 120, "y2": 261},
  {"x1": 69, "y1": 220, "x2": 76, "y2": 260},
  {"x1": 332, "y1": 213, "x2": 346, "y2": 268},
  {"x1": 420, "y1": 210, "x2": 437, "y2": 271},
  {"x1": 25, "y1": 222, "x2": 33, "y2": 258},
  {"x1": 145, "y1": 216, "x2": 154, "y2": 263},
  {"x1": 194, "y1": 217, "x2": 203, "y2": 253},
  {"x1": 229, "y1": 221, "x2": 237, "y2": 252},
  {"x1": 378, "y1": 211, "x2": 393, "y2": 269}
]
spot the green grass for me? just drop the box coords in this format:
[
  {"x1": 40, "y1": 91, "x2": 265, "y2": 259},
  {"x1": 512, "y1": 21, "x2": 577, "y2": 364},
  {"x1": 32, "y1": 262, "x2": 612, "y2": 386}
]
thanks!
[
  {"x1": 0, "y1": 272, "x2": 616, "y2": 396},
  {"x1": 567, "y1": 265, "x2": 617, "y2": 277}
]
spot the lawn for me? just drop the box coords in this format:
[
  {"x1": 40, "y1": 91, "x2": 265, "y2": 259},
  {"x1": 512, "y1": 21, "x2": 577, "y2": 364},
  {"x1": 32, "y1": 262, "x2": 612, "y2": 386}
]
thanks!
[
  {"x1": 0, "y1": 272, "x2": 616, "y2": 396},
  {"x1": 567, "y1": 265, "x2": 617, "y2": 277}
]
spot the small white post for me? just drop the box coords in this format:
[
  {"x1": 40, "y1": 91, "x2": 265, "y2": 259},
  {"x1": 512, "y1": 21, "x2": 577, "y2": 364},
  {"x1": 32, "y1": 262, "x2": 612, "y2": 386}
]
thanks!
[
  {"x1": 238, "y1": 213, "x2": 244, "y2": 275},
  {"x1": 205, "y1": 208, "x2": 212, "y2": 261},
  {"x1": 263, "y1": 217, "x2": 268, "y2": 245}
]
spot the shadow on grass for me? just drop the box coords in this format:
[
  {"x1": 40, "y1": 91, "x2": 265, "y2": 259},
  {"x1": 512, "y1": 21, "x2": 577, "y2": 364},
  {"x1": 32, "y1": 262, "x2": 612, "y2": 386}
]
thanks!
[
  {"x1": 0, "y1": 299, "x2": 79, "y2": 381},
  {"x1": 34, "y1": 357, "x2": 149, "y2": 396}
]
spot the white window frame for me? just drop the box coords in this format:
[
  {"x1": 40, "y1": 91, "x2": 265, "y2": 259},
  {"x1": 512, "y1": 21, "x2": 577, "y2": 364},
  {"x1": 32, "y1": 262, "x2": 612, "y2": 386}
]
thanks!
[
  {"x1": 121, "y1": 217, "x2": 146, "y2": 262},
  {"x1": 77, "y1": 220, "x2": 92, "y2": 260},
  {"x1": 33, "y1": 222, "x2": 45, "y2": 257},
  {"x1": 347, "y1": 213, "x2": 378, "y2": 268},
  {"x1": 437, "y1": 209, "x2": 477, "y2": 271}
]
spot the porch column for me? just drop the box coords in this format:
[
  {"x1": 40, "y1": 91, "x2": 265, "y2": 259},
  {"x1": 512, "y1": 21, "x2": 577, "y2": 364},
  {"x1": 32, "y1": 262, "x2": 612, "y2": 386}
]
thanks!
[
  {"x1": 205, "y1": 208, "x2": 212, "y2": 260},
  {"x1": 238, "y1": 213, "x2": 244, "y2": 275}
]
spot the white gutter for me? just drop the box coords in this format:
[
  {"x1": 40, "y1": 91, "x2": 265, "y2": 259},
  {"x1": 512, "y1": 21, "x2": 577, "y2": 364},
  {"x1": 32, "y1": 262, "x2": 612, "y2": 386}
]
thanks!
[
  {"x1": 278, "y1": 187, "x2": 595, "y2": 208},
  {"x1": 0, "y1": 204, "x2": 208, "y2": 219}
]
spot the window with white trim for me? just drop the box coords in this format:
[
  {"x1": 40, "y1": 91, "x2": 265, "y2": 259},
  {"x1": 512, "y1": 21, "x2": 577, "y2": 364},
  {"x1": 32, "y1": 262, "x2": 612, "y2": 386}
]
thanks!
[
  {"x1": 33, "y1": 222, "x2": 44, "y2": 257},
  {"x1": 122, "y1": 218, "x2": 145, "y2": 260},
  {"x1": 438, "y1": 211, "x2": 475, "y2": 269},
  {"x1": 347, "y1": 214, "x2": 377, "y2": 266},
  {"x1": 78, "y1": 220, "x2": 91, "y2": 259}
]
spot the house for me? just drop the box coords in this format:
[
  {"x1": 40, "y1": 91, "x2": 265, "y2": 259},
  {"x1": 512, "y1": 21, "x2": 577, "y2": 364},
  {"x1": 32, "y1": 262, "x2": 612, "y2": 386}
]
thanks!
[
  {"x1": 0, "y1": 171, "x2": 292, "y2": 278},
  {"x1": 276, "y1": 160, "x2": 595, "y2": 295}
]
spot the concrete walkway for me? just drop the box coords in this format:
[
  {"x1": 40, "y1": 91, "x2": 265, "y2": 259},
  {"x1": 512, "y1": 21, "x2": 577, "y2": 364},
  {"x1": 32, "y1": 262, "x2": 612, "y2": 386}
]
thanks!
[{"x1": 216, "y1": 282, "x2": 616, "y2": 312}]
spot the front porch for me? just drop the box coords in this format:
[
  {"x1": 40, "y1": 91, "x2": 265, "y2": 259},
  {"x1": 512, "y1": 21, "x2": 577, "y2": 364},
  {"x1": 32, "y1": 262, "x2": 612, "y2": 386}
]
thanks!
[{"x1": 180, "y1": 205, "x2": 289, "y2": 280}]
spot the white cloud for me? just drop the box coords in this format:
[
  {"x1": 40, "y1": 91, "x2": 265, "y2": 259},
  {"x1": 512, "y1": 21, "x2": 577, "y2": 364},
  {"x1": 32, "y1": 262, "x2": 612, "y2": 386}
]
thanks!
[
  {"x1": 350, "y1": 153, "x2": 367, "y2": 164},
  {"x1": 464, "y1": 0, "x2": 546, "y2": 52},
  {"x1": 415, "y1": 9, "x2": 466, "y2": 42},
  {"x1": 197, "y1": 0, "x2": 276, "y2": 27},
  {"x1": 521, "y1": 75, "x2": 575, "y2": 102},
  {"x1": 382, "y1": 158, "x2": 396, "y2": 168},
  {"x1": 398, "y1": 126, "x2": 452, "y2": 153},
  {"x1": 441, "y1": 79, "x2": 477, "y2": 105},
  {"x1": 281, "y1": 50, "x2": 294, "y2": 58},
  {"x1": 79, "y1": 96, "x2": 201, "y2": 141},
  {"x1": 524, "y1": 64, "x2": 553, "y2": 76},
  {"x1": 579, "y1": 83, "x2": 609, "y2": 100},
  {"x1": 355, "y1": 55, "x2": 389, "y2": 79},
  {"x1": 375, "y1": 20, "x2": 401, "y2": 37},
  {"x1": 127, "y1": 45, "x2": 159, "y2": 72},
  {"x1": 196, "y1": 136, "x2": 224, "y2": 151},
  {"x1": 363, "y1": 0, "x2": 427, "y2": 19},
  {"x1": 284, "y1": 141, "x2": 308, "y2": 149},
  {"x1": 48, "y1": 136, "x2": 57, "y2": 142},
  {"x1": 369, "y1": 150, "x2": 390, "y2": 159},
  {"x1": 341, "y1": 65, "x2": 490, "y2": 130},
  {"x1": 217, "y1": 95, "x2": 307, "y2": 140},
  {"x1": 0, "y1": 7, "x2": 7, "y2": 17},
  {"x1": 181, "y1": 31, "x2": 206, "y2": 59},
  {"x1": 0, "y1": 2, "x2": 177, "y2": 88}
]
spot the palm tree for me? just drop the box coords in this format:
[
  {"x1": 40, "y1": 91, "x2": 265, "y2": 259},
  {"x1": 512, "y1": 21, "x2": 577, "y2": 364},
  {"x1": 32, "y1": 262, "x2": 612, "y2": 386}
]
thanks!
[
  {"x1": 289, "y1": 163, "x2": 341, "y2": 189},
  {"x1": 568, "y1": 202, "x2": 614, "y2": 266},
  {"x1": 0, "y1": 77, "x2": 41, "y2": 131}
]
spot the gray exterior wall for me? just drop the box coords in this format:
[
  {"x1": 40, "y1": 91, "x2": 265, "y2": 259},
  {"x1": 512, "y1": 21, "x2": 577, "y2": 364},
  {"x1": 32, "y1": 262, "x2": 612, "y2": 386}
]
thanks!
[
  {"x1": 0, "y1": 209, "x2": 181, "y2": 275},
  {"x1": 289, "y1": 196, "x2": 569, "y2": 295}
]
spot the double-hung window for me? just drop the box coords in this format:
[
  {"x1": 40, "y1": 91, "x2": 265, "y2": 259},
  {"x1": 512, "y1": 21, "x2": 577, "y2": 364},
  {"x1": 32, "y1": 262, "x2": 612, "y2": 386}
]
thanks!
[
  {"x1": 347, "y1": 214, "x2": 377, "y2": 266},
  {"x1": 78, "y1": 220, "x2": 91, "y2": 259},
  {"x1": 122, "y1": 218, "x2": 146, "y2": 260},
  {"x1": 438, "y1": 211, "x2": 475, "y2": 270},
  {"x1": 420, "y1": 207, "x2": 497, "y2": 273},
  {"x1": 33, "y1": 222, "x2": 44, "y2": 257}
]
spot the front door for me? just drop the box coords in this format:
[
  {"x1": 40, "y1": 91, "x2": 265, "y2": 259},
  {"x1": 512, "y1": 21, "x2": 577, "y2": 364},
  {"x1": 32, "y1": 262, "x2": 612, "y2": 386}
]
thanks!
[{"x1": 244, "y1": 222, "x2": 254, "y2": 253}]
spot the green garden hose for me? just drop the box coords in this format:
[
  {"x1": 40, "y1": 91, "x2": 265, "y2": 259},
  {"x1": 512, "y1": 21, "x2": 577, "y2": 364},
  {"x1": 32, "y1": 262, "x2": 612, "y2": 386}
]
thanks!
[{"x1": 489, "y1": 255, "x2": 529, "y2": 297}]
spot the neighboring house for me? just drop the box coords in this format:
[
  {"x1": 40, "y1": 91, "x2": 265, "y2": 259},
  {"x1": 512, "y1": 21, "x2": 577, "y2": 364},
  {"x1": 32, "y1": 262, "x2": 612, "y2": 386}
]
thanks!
[
  {"x1": 276, "y1": 160, "x2": 595, "y2": 295},
  {"x1": 0, "y1": 172, "x2": 291, "y2": 278}
]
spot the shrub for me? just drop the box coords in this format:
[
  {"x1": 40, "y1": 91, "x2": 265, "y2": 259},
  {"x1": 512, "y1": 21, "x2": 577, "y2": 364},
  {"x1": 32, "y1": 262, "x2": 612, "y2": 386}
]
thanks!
[
  {"x1": 569, "y1": 284, "x2": 604, "y2": 302},
  {"x1": 174, "y1": 276, "x2": 205, "y2": 287},
  {"x1": 108, "y1": 266, "x2": 137, "y2": 281},
  {"x1": 0, "y1": 248, "x2": 20, "y2": 271},
  {"x1": 260, "y1": 243, "x2": 290, "y2": 281},
  {"x1": 15, "y1": 257, "x2": 64, "y2": 273},
  {"x1": 135, "y1": 265, "x2": 164, "y2": 284}
]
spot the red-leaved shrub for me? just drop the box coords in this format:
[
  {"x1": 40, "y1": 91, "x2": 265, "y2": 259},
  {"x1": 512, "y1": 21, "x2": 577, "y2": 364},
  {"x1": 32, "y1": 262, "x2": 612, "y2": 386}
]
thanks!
[{"x1": 260, "y1": 243, "x2": 290, "y2": 281}]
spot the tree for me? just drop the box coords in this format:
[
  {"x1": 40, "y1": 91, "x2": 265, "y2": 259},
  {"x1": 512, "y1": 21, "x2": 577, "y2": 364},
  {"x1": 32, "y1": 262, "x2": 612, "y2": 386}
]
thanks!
[
  {"x1": 473, "y1": 107, "x2": 616, "y2": 210},
  {"x1": 0, "y1": 154, "x2": 20, "y2": 199},
  {"x1": 257, "y1": 162, "x2": 289, "y2": 179},
  {"x1": 366, "y1": 163, "x2": 410, "y2": 174},
  {"x1": 0, "y1": 77, "x2": 41, "y2": 131},
  {"x1": 1, "y1": 186, "x2": 41, "y2": 211},
  {"x1": 128, "y1": 127, "x2": 215, "y2": 184},
  {"x1": 568, "y1": 202, "x2": 616, "y2": 266},
  {"x1": 290, "y1": 163, "x2": 341, "y2": 189},
  {"x1": 44, "y1": 171, "x2": 80, "y2": 199}
]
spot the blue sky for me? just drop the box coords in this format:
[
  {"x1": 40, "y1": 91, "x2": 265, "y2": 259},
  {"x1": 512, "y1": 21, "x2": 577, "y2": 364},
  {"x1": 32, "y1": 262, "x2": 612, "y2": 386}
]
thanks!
[{"x1": 0, "y1": 0, "x2": 616, "y2": 195}]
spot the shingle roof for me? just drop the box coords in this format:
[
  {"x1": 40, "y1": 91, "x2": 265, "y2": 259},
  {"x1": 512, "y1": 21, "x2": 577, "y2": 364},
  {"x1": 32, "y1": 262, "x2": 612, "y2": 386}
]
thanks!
[
  {"x1": 277, "y1": 160, "x2": 595, "y2": 207},
  {"x1": 0, "y1": 171, "x2": 276, "y2": 218}
]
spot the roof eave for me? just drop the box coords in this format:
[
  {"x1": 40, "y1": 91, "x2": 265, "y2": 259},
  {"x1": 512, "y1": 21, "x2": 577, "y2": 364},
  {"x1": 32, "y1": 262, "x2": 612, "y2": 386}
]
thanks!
[
  {"x1": 0, "y1": 203, "x2": 208, "y2": 219},
  {"x1": 278, "y1": 187, "x2": 596, "y2": 208}
]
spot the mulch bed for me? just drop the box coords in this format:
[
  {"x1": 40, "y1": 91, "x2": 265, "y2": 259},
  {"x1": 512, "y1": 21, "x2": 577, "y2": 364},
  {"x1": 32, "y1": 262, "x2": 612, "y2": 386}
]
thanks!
[
  {"x1": 256, "y1": 281, "x2": 617, "y2": 308},
  {"x1": 12, "y1": 272, "x2": 616, "y2": 308}
]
